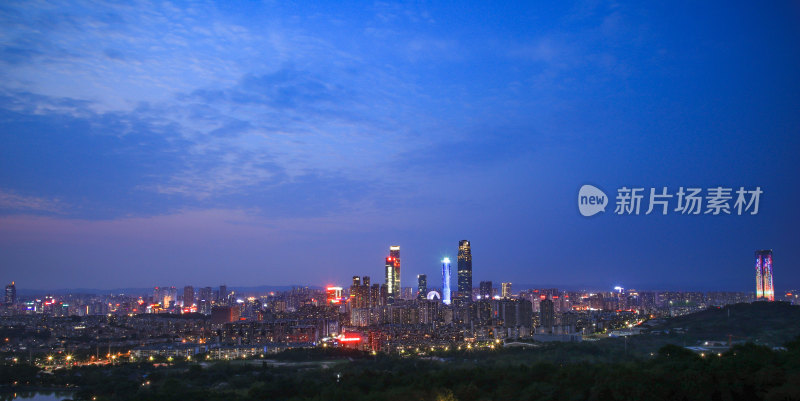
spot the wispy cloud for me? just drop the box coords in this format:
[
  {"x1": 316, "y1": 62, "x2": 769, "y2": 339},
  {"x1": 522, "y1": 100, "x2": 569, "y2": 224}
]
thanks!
[{"x1": 0, "y1": 189, "x2": 64, "y2": 213}]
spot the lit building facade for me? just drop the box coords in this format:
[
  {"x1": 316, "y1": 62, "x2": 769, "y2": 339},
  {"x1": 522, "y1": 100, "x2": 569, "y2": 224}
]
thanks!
[
  {"x1": 457, "y1": 240, "x2": 472, "y2": 301},
  {"x1": 755, "y1": 250, "x2": 774, "y2": 301},
  {"x1": 4, "y1": 281, "x2": 15, "y2": 305},
  {"x1": 442, "y1": 257, "x2": 451, "y2": 305},
  {"x1": 385, "y1": 246, "x2": 401, "y2": 302},
  {"x1": 417, "y1": 274, "x2": 427, "y2": 299},
  {"x1": 501, "y1": 282, "x2": 512, "y2": 298},
  {"x1": 326, "y1": 287, "x2": 343, "y2": 304}
]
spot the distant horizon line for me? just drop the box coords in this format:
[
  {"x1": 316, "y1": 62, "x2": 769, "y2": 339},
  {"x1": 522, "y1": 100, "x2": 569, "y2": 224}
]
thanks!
[{"x1": 7, "y1": 283, "x2": 778, "y2": 296}]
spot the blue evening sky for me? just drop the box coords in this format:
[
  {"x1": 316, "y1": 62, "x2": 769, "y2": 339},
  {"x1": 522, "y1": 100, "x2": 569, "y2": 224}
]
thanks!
[{"x1": 0, "y1": 1, "x2": 798, "y2": 291}]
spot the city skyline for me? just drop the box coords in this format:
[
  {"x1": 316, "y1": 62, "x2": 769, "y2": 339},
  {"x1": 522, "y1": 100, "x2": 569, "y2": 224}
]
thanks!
[
  {"x1": 1, "y1": 1, "x2": 799, "y2": 290},
  {"x1": 1, "y1": 244, "x2": 786, "y2": 295}
]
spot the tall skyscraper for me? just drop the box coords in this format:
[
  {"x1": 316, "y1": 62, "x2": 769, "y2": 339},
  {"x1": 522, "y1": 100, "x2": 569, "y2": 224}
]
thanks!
[
  {"x1": 417, "y1": 274, "x2": 427, "y2": 299},
  {"x1": 4, "y1": 281, "x2": 16, "y2": 305},
  {"x1": 385, "y1": 246, "x2": 401, "y2": 302},
  {"x1": 183, "y1": 286, "x2": 194, "y2": 307},
  {"x1": 755, "y1": 250, "x2": 775, "y2": 301},
  {"x1": 457, "y1": 240, "x2": 472, "y2": 301},
  {"x1": 501, "y1": 282, "x2": 512, "y2": 298},
  {"x1": 219, "y1": 285, "x2": 228, "y2": 303},
  {"x1": 442, "y1": 257, "x2": 451, "y2": 305},
  {"x1": 479, "y1": 281, "x2": 493, "y2": 300}
]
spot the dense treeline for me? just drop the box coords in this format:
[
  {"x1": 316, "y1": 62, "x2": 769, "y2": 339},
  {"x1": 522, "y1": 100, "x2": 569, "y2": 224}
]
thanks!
[{"x1": 2, "y1": 337, "x2": 800, "y2": 401}]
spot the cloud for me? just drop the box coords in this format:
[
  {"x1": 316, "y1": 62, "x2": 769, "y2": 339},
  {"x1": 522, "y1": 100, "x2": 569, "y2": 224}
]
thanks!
[
  {"x1": 0, "y1": 189, "x2": 64, "y2": 213},
  {"x1": 0, "y1": 0, "x2": 589, "y2": 223}
]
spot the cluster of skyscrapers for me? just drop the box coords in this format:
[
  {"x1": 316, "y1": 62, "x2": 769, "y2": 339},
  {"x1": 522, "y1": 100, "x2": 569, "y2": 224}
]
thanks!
[{"x1": 377, "y1": 240, "x2": 474, "y2": 306}]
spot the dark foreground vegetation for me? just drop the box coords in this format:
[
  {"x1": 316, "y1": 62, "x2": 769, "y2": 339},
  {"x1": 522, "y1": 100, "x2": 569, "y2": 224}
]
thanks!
[
  {"x1": 1, "y1": 339, "x2": 799, "y2": 401},
  {"x1": 1, "y1": 302, "x2": 799, "y2": 401}
]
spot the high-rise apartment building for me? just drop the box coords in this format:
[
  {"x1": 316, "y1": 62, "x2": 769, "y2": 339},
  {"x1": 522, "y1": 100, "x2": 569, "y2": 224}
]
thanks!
[
  {"x1": 219, "y1": 285, "x2": 228, "y2": 304},
  {"x1": 501, "y1": 282, "x2": 512, "y2": 298},
  {"x1": 183, "y1": 286, "x2": 194, "y2": 307},
  {"x1": 540, "y1": 298, "x2": 555, "y2": 329},
  {"x1": 198, "y1": 286, "x2": 213, "y2": 315}
]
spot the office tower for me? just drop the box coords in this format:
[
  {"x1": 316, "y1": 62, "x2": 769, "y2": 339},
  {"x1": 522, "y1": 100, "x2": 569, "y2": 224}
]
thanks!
[
  {"x1": 479, "y1": 281, "x2": 493, "y2": 300},
  {"x1": 457, "y1": 240, "x2": 472, "y2": 301},
  {"x1": 755, "y1": 250, "x2": 775, "y2": 301},
  {"x1": 540, "y1": 298, "x2": 555, "y2": 328},
  {"x1": 5, "y1": 281, "x2": 16, "y2": 305},
  {"x1": 385, "y1": 246, "x2": 401, "y2": 302},
  {"x1": 501, "y1": 282, "x2": 512, "y2": 298},
  {"x1": 353, "y1": 276, "x2": 361, "y2": 287},
  {"x1": 183, "y1": 286, "x2": 194, "y2": 307},
  {"x1": 417, "y1": 274, "x2": 428, "y2": 299},
  {"x1": 442, "y1": 257, "x2": 452, "y2": 305}
]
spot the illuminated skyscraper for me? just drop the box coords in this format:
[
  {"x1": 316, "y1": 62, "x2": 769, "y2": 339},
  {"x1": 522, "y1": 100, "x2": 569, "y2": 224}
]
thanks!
[
  {"x1": 457, "y1": 240, "x2": 472, "y2": 301},
  {"x1": 385, "y1": 246, "x2": 401, "y2": 302},
  {"x1": 755, "y1": 250, "x2": 774, "y2": 301},
  {"x1": 417, "y1": 274, "x2": 427, "y2": 299},
  {"x1": 501, "y1": 282, "x2": 512, "y2": 298},
  {"x1": 442, "y1": 257, "x2": 451, "y2": 305},
  {"x1": 4, "y1": 281, "x2": 15, "y2": 305}
]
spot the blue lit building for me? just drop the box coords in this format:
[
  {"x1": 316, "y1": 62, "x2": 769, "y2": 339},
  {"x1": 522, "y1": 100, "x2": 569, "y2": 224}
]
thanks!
[{"x1": 441, "y1": 258, "x2": 451, "y2": 305}]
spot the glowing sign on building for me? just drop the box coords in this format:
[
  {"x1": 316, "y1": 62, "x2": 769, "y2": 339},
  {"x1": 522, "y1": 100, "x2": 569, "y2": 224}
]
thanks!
[{"x1": 326, "y1": 286, "x2": 344, "y2": 304}]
